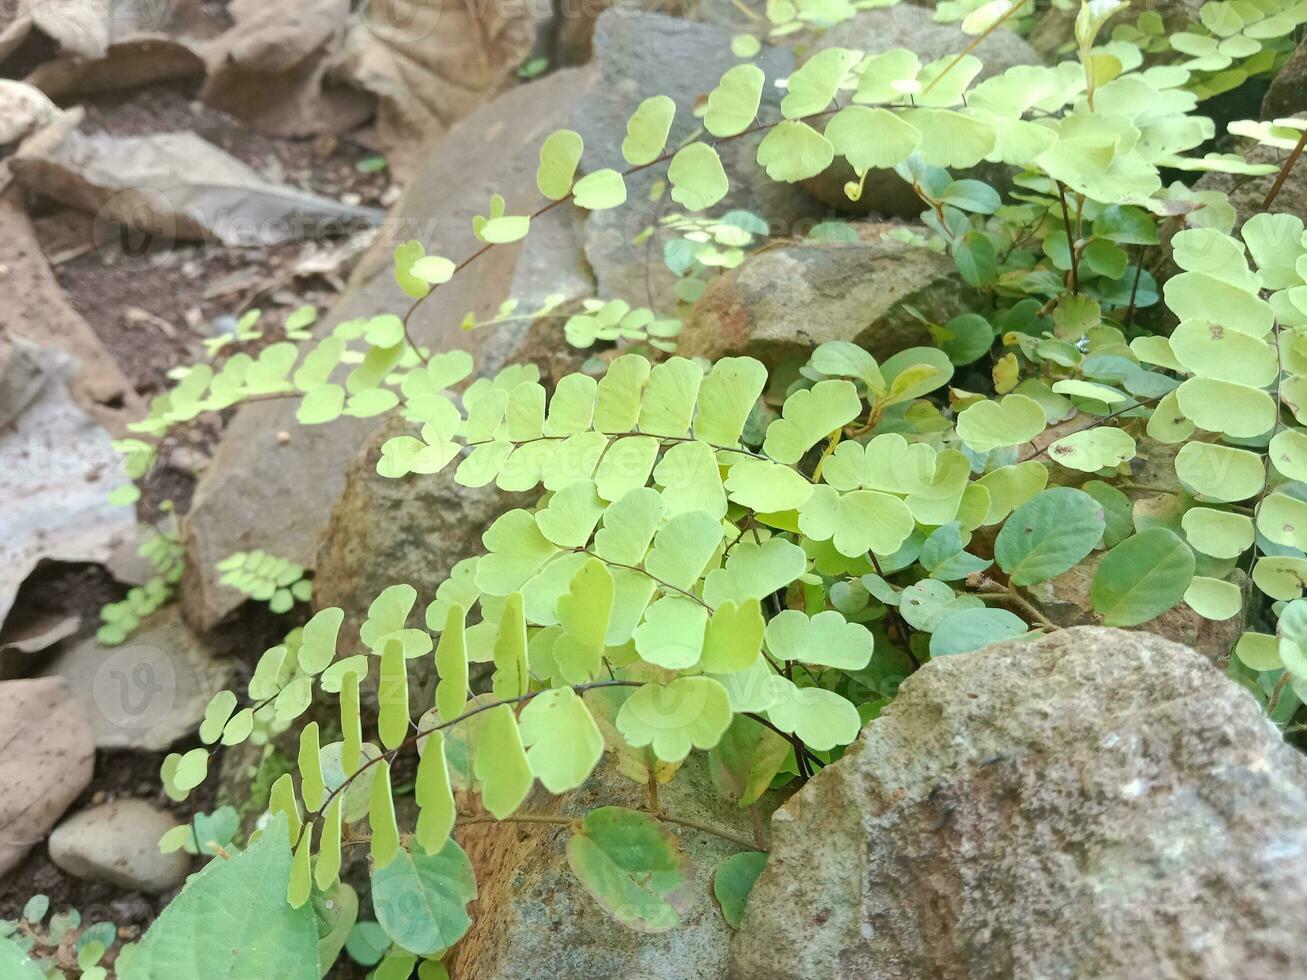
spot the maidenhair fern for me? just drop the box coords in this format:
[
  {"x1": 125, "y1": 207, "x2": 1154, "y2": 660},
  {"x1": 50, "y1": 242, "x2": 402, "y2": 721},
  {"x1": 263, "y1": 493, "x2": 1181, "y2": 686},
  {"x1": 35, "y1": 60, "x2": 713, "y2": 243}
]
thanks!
[{"x1": 84, "y1": 1, "x2": 1307, "y2": 974}]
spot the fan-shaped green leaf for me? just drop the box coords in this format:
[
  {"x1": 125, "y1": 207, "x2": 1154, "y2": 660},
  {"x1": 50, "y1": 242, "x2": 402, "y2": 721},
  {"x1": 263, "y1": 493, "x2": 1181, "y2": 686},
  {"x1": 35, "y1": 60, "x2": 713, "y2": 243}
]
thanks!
[
  {"x1": 713, "y1": 851, "x2": 768, "y2": 929},
  {"x1": 371, "y1": 840, "x2": 476, "y2": 956},
  {"x1": 995, "y1": 487, "x2": 1106, "y2": 585},
  {"x1": 764, "y1": 380, "x2": 861, "y2": 464},
  {"x1": 616, "y1": 677, "x2": 732, "y2": 762},
  {"x1": 1174, "y1": 442, "x2": 1265, "y2": 501},
  {"x1": 1091, "y1": 528, "x2": 1195, "y2": 626},
  {"x1": 765, "y1": 609, "x2": 872, "y2": 669},
  {"x1": 622, "y1": 95, "x2": 676, "y2": 165},
  {"x1": 765, "y1": 682, "x2": 860, "y2": 751},
  {"x1": 537, "y1": 129, "x2": 584, "y2": 200},
  {"x1": 414, "y1": 731, "x2": 456, "y2": 855},
  {"x1": 554, "y1": 558, "x2": 614, "y2": 683},
  {"x1": 956, "y1": 394, "x2": 1046, "y2": 452},
  {"x1": 781, "y1": 48, "x2": 860, "y2": 118},
  {"x1": 929, "y1": 607, "x2": 1028, "y2": 656},
  {"x1": 668, "y1": 143, "x2": 730, "y2": 211},
  {"x1": 1183, "y1": 576, "x2": 1242, "y2": 620},
  {"x1": 705, "y1": 64, "x2": 765, "y2": 137},
  {"x1": 756, "y1": 121, "x2": 834, "y2": 182},
  {"x1": 519, "y1": 687, "x2": 603, "y2": 793},
  {"x1": 824, "y1": 106, "x2": 921, "y2": 171}
]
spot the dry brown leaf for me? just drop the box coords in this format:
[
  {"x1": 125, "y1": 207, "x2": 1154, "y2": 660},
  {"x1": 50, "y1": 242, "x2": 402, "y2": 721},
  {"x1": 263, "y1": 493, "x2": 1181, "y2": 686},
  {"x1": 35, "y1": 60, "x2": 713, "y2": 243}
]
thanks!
[
  {"x1": 200, "y1": 0, "x2": 373, "y2": 138},
  {"x1": 336, "y1": 0, "x2": 537, "y2": 179}
]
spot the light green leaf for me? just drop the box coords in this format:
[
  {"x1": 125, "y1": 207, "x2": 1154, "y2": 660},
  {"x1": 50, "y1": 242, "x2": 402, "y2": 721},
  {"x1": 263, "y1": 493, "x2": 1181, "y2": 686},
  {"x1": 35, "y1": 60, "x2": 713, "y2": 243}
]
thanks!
[
  {"x1": 798, "y1": 485, "x2": 915, "y2": 558},
  {"x1": 1269, "y1": 428, "x2": 1307, "y2": 482},
  {"x1": 694, "y1": 356, "x2": 768, "y2": 446},
  {"x1": 956, "y1": 394, "x2": 1046, "y2": 452},
  {"x1": 1176, "y1": 377, "x2": 1276, "y2": 438},
  {"x1": 370, "y1": 760, "x2": 400, "y2": 869},
  {"x1": 492, "y1": 592, "x2": 530, "y2": 700},
  {"x1": 755, "y1": 121, "x2": 835, "y2": 183},
  {"x1": 1164, "y1": 271, "x2": 1274, "y2": 337},
  {"x1": 1174, "y1": 442, "x2": 1265, "y2": 501},
  {"x1": 763, "y1": 379, "x2": 861, "y2": 464},
  {"x1": 536, "y1": 480, "x2": 605, "y2": 549},
  {"x1": 705, "y1": 64, "x2": 765, "y2": 138},
  {"x1": 1048, "y1": 427, "x2": 1136, "y2": 471},
  {"x1": 703, "y1": 537, "x2": 806, "y2": 606},
  {"x1": 434, "y1": 603, "x2": 469, "y2": 727},
  {"x1": 1181, "y1": 506, "x2": 1253, "y2": 559},
  {"x1": 995, "y1": 487, "x2": 1106, "y2": 585},
  {"x1": 616, "y1": 677, "x2": 732, "y2": 762},
  {"x1": 668, "y1": 143, "x2": 730, "y2": 211},
  {"x1": 1170, "y1": 319, "x2": 1277, "y2": 387},
  {"x1": 297, "y1": 722, "x2": 326, "y2": 811},
  {"x1": 594, "y1": 487, "x2": 664, "y2": 565},
  {"x1": 554, "y1": 558, "x2": 614, "y2": 683},
  {"x1": 634, "y1": 596, "x2": 708, "y2": 669},
  {"x1": 199, "y1": 690, "x2": 237, "y2": 745},
  {"x1": 473, "y1": 704, "x2": 533, "y2": 818},
  {"x1": 725, "y1": 458, "x2": 814, "y2": 513},
  {"x1": 700, "y1": 599, "x2": 765, "y2": 673},
  {"x1": 519, "y1": 687, "x2": 604, "y2": 793},
  {"x1": 824, "y1": 106, "x2": 921, "y2": 171},
  {"x1": 537, "y1": 129, "x2": 584, "y2": 200},
  {"x1": 764, "y1": 609, "x2": 872, "y2": 669},
  {"x1": 378, "y1": 640, "x2": 409, "y2": 751},
  {"x1": 1258, "y1": 493, "x2": 1307, "y2": 551},
  {"x1": 1091, "y1": 528, "x2": 1196, "y2": 626},
  {"x1": 573, "y1": 169, "x2": 627, "y2": 210},
  {"x1": 781, "y1": 48, "x2": 860, "y2": 118},
  {"x1": 622, "y1": 95, "x2": 676, "y2": 165},
  {"x1": 415, "y1": 731, "x2": 456, "y2": 856},
  {"x1": 477, "y1": 510, "x2": 561, "y2": 595},
  {"x1": 765, "y1": 682, "x2": 860, "y2": 751},
  {"x1": 637, "y1": 357, "x2": 704, "y2": 437},
  {"x1": 1183, "y1": 576, "x2": 1242, "y2": 620}
]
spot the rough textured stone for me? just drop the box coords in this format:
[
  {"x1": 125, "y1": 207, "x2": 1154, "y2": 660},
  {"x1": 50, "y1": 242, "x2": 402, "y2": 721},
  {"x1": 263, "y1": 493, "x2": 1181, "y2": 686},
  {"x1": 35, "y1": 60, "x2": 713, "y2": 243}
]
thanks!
[
  {"x1": 451, "y1": 754, "x2": 774, "y2": 980},
  {"x1": 677, "y1": 227, "x2": 976, "y2": 365},
  {"x1": 1263, "y1": 39, "x2": 1307, "y2": 119},
  {"x1": 49, "y1": 799, "x2": 191, "y2": 894},
  {"x1": 573, "y1": 11, "x2": 823, "y2": 309},
  {"x1": 312, "y1": 417, "x2": 533, "y2": 652},
  {"x1": 799, "y1": 6, "x2": 1042, "y2": 218},
  {"x1": 732, "y1": 627, "x2": 1307, "y2": 980},
  {"x1": 0, "y1": 677, "x2": 95, "y2": 877},
  {"x1": 181, "y1": 67, "x2": 596, "y2": 629},
  {"x1": 42, "y1": 606, "x2": 234, "y2": 751}
]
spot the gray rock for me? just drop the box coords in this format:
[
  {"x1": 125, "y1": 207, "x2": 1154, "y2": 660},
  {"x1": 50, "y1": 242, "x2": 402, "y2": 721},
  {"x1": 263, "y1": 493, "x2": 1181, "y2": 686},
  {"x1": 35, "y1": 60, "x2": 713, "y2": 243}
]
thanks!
[
  {"x1": 800, "y1": 6, "x2": 1042, "y2": 218},
  {"x1": 312, "y1": 417, "x2": 534, "y2": 654},
  {"x1": 1263, "y1": 39, "x2": 1306, "y2": 119},
  {"x1": 42, "y1": 606, "x2": 234, "y2": 751},
  {"x1": 0, "y1": 677, "x2": 95, "y2": 877},
  {"x1": 181, "y1": 67, "x2": 597, "y2": 629},
  {"x1": 573, "y1": 11, "x2": 824, "y2": 309},
  {"x1": 732, "y1": 627, "x2": 1307, "y2": 980},
  {"x1": 450, "y1": 753, "x2": 774, "y2": 979},
  {"x1": 677, "y1": 226, "x2": 975, "y2": 365},
  {"x1": 49, "y1": 799, "x2": 191, "y2": 893}
]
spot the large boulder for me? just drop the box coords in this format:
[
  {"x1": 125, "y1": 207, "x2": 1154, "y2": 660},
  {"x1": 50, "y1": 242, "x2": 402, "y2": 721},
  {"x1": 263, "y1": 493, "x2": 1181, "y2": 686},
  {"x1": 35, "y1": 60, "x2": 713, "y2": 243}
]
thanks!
[
  {"x1": 181, "y1": 67, "x2": 597, "y2": 629},
  {"x1": 572, "y1": 12, "x2": 822, "y2": 309},
  {"x1": 450, "y1": 754, "x2": 774, "y2": 979},
  {"x1": 0, "y1": 677, "x2": 95, "y2": 877},
  {"x1": 677, "y1": 227, "x2": 976, "y2": 364},
  {"x1": 799, "y1": 6, "x2": 1042, "y2": 218},
  {"x1": 732, "y1": 627, "x2": 1307, "y2": 979}
]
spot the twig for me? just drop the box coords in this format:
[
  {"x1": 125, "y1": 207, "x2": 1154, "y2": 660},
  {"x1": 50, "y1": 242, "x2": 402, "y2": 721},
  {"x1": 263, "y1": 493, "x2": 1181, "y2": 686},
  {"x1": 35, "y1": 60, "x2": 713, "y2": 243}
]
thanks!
[
  {"x1": 1055, "y1": 180, "x2": 1079, "y2": 294},
  {"x1": 1262, "y1": 126, "x2": 1307, "y2": 210}
]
